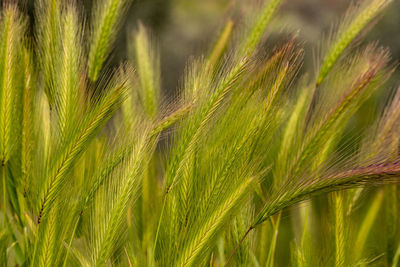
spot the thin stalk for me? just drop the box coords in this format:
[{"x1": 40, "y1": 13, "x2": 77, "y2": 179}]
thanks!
[
  {"x1": 30, "y1": 233, "x2": 39, "y2": 267},
  {"x1": 387, "y1": 185, "x2": 398, "y2": 264},
  {"x1": 392, "y1": 242, "x2": 400, "y2": 267},
  {"x1": 1, "y1": 163, "x2": 24, "y2": 266},
  {"x1": 2, "y1": 164, "x2": 6, "y2": 218},
  {"x1": 124, "y1": 247, "x2": 133, "y2": 267},
  {"x1": 62, "y1": 214, "x2": 81, "y2": 267},
  {"x1": 335, "y1": 192, "x2": 345, "y2": 267},
  {"x1": 354, "y1": 189, "x2": 384, "y2": 261},
  {"x1": 225, "y1": 226, "x2": 254, "y2": 266},
  {"x1": 152, "y1": 192, "x2": 168, "y2": 264},
  {"x1": 266, "y1": 214, "x2": 281, "y2": 267}
]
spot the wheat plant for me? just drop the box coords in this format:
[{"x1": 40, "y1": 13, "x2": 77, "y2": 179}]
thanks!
[{"x1": 0, "y1": 0, "x2": 399, "y2": 266}]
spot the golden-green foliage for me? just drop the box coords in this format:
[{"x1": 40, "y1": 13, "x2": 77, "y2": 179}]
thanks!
[
  {"x1": 88, "y1": 0, "x2": 131, "y2": 82},
  {"x1": 0, "y1": 4, "x2": 23, "y2": 165},
  {"x1": 0, "y1": 0, "x2": 400, "y2": 266},
  {"x1": 317, "y1": 0, "x2": 392, "y2": 86},
  {"x1": 130, "y1": 23, "x2": 160, "y2": 118}
]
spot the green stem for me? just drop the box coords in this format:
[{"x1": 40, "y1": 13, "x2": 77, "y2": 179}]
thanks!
[
  {"x1": 2, "y1": 164, "x2": 6, "y2": 216},
  {"x1": 354, "y1": 190, "x2": 384, "y2": 261},
  {"x1": 151, "y1": 192, "x2": 168, "y2": 265},
  {"x1": 392, "y1": 241, "x2": 400, "y2": 267},
  {"x1": 335, "y1": 192, "x2": 344, "y2": 267},
  {"x1": 266, "y1": 214, "x2": 281, "y2": 267},
  {"x1": 62, "y1": 214, "x2": 81, "y2": 267},
  {"x1": 225, "y1": 226, "x2": 254, "y2": 266},
  {"x1": 30, "y1": 233, "x2": 39, "y2": 267}
]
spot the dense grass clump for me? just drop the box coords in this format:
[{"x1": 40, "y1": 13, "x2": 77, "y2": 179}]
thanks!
[{"x1": 0, "y1": 0, "x2": 400, "y2": 266}]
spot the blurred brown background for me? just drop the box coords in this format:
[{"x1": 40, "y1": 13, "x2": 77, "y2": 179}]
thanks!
[
  {"x1": 117, "y1": 0, "x2": 400, "y2": 95},
  {"x1": 22, "y1": 0, "x2": 400, "y2": 96}
]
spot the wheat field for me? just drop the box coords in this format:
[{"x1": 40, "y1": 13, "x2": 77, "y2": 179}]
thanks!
[{"x1": 0, "y1": 0, "x2": 400, "y2": 266}]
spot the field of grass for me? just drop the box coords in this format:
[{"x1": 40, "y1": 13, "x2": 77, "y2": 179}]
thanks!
[{"x1": 0, "y1": 0, "x2": 400, "y2": 266}]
